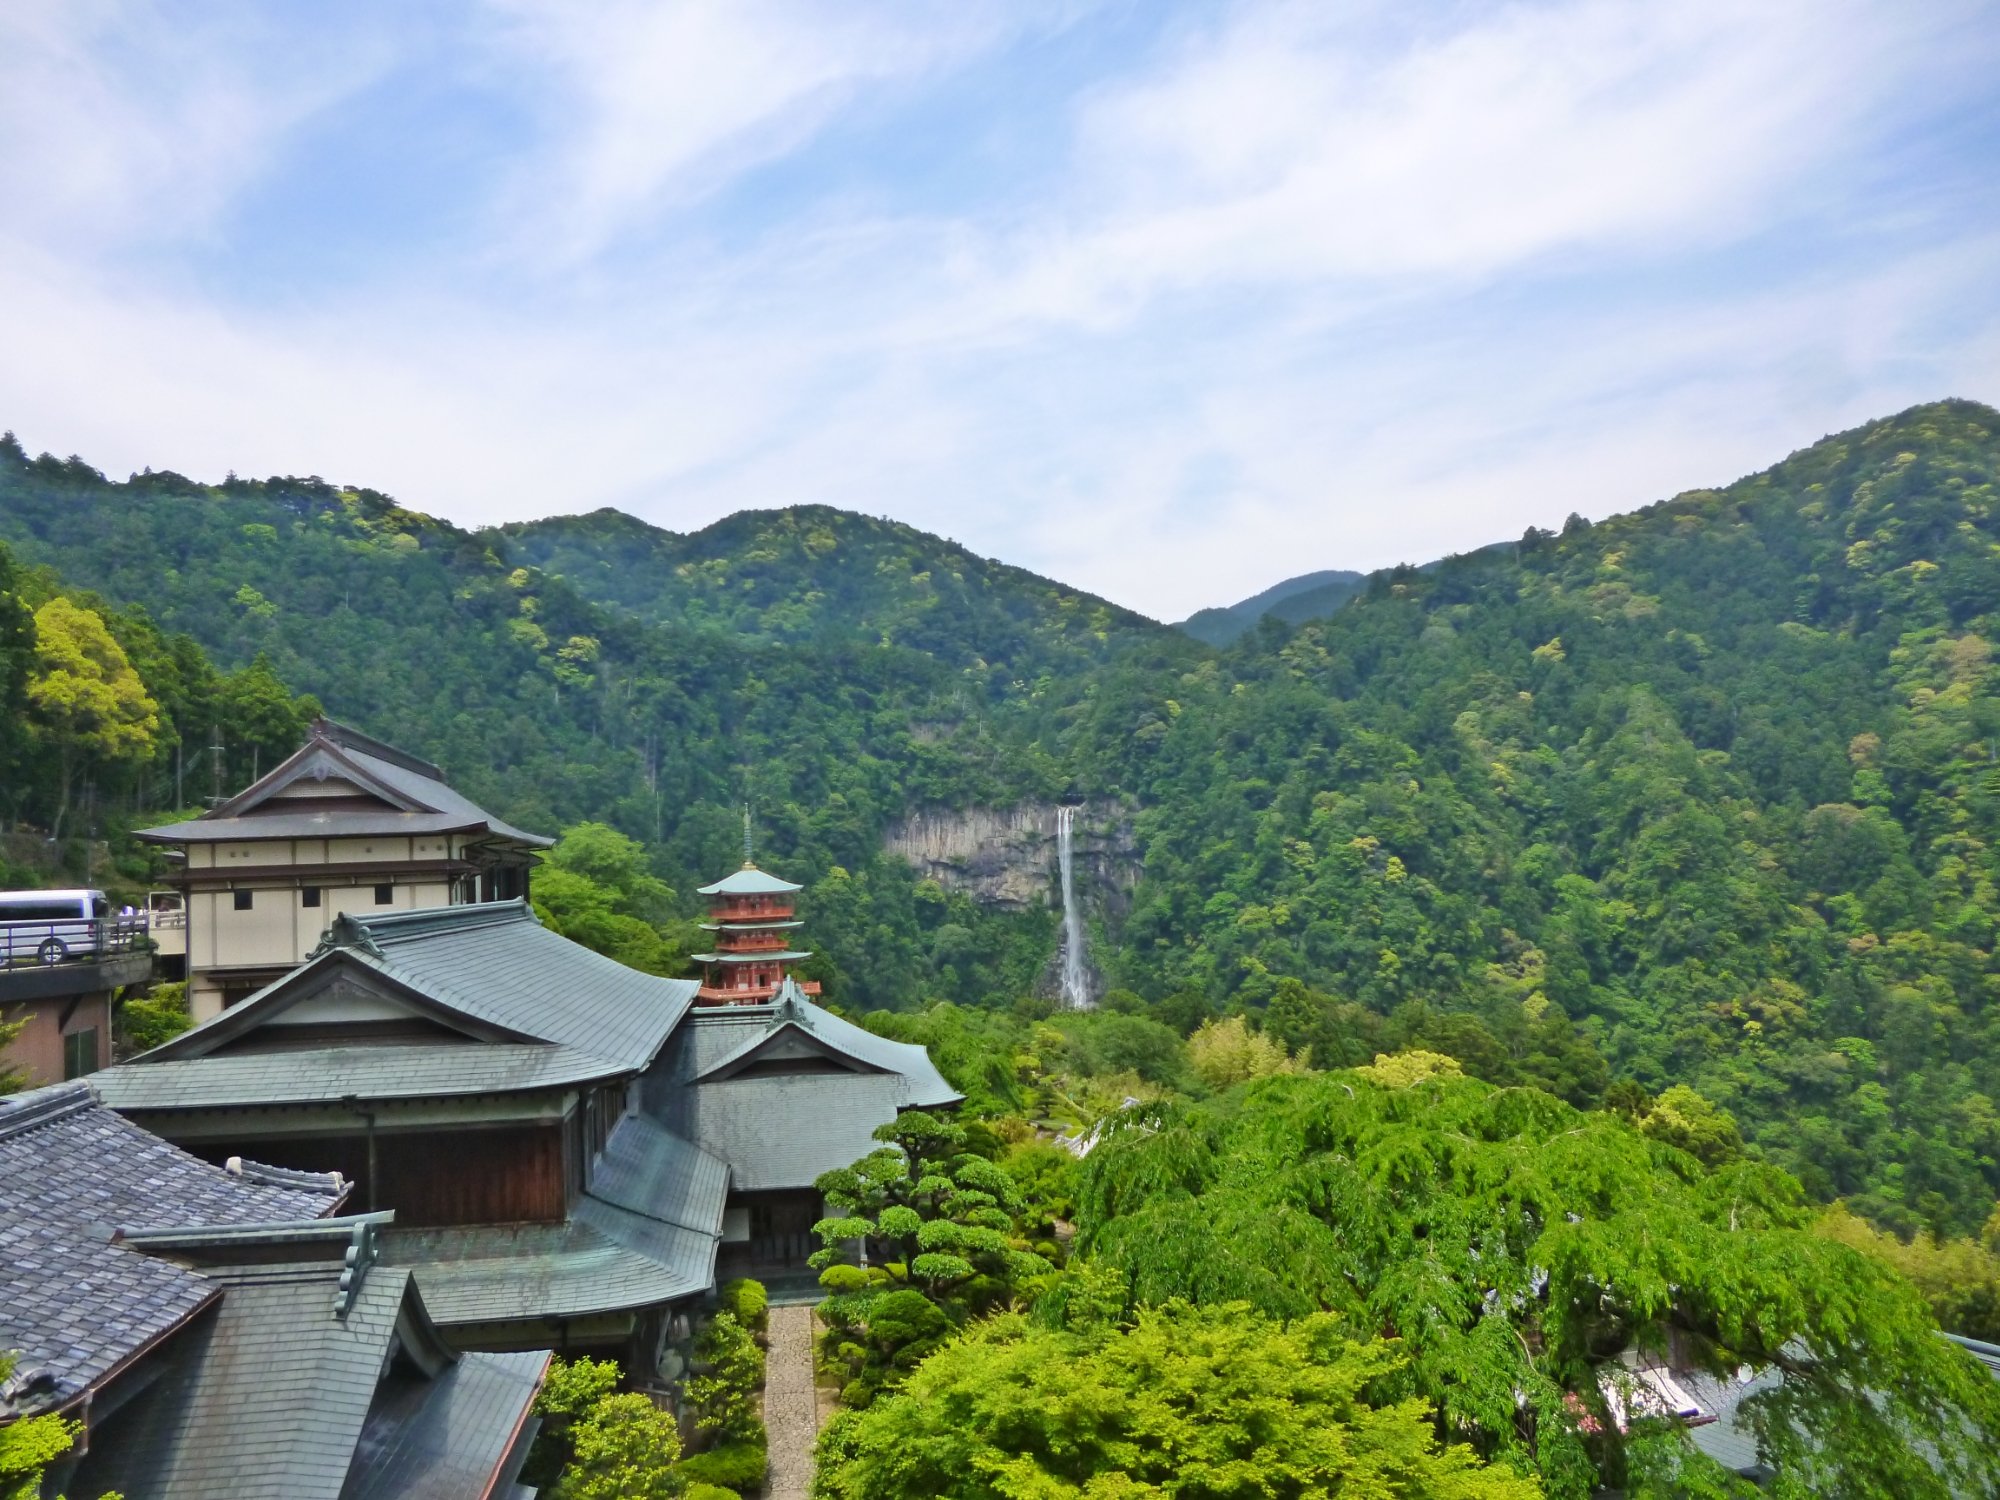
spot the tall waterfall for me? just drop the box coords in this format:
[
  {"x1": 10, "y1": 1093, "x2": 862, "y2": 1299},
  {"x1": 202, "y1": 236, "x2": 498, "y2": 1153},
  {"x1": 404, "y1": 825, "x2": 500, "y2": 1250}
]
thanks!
[{"x1": 1056, "y1": 805, "x2": 1092, "y2": 1010}]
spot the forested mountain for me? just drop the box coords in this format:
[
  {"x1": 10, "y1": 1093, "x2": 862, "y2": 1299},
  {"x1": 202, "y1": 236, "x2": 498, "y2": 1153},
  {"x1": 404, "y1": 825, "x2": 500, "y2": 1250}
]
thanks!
[
  {"x1": 1177, "y1": 565, "x2": 1368, "y2": 645},
  {"x1": 0, "y1": 435, "x2": 1191, "y2": 1009},
  {"x1": 3, "y1": 400, "x2": 1997, "y2": 1237},
  {"x1": 501, "y1": 504, "x2": 1165, "y2": 674}
]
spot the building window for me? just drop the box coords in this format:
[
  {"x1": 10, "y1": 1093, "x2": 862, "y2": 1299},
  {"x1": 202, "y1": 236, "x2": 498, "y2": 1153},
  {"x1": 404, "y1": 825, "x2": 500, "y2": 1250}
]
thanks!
[
  {"x1": 63, "y1": 1028, "x2": 98, "y2": 1080},
  {"x1": 373, "y1": 884, "x2": 394, "y2": 906},
  {"x1": 233, "y1": 889, "x2": 253, "y2": 911},
  {"x1": 302, "y1": 887, "x2": 322, "y2": 909}
]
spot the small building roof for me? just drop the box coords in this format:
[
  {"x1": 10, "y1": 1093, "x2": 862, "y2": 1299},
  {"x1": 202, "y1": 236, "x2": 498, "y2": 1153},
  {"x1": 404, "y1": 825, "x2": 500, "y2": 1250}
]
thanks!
[
  {"x1": 696, "y1": 864, "x2": 803, "y2": 897},
  {"x1": 103, "y1": 902, "x2": 700, "y2": 1108},
  {"x1": 384, "y1": 1111, "x2": 729, "y2": 1327},
  {"x1": 0, "y1": 1081, "x2": 349, "y2": 1421},
  {"x1": 70, "y1": 1243, "x2": 546, "y2": 1500},
  {"x1": 651, "y1": 979, "x2": 961, "y2": 1191},
  {"x1": 135, "y1": 716, "x2": 553, "y2": 849}
]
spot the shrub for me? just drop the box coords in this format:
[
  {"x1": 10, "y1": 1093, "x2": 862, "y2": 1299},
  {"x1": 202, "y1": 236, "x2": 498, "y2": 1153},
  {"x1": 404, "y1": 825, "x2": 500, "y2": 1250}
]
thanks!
[
  {"x1": 682, "y1": 1485, "x2": 740, "y2": 1500},
  {"x1": 552, "y1": 1391, "x2": 681, "y2": 1500},
  {"x1": 818, "y1": 1264, "x2": 869, "y2": 1295},
  {"x1": 519, "y1": 1355, "x2": 622, "y2": 1489},
  {"x1": 687, "y1": 1312, "x2": 765, "y2": 1446},
  {"x1": 719, "y1": 1277, "x2": 767, "y2": 1335},
  {"x1": 675, "y1": 1439, "x2": 767, "y2": 1491},
  {"x1": 120, "y1": 981, "x2": 192, "y2": 1053}
]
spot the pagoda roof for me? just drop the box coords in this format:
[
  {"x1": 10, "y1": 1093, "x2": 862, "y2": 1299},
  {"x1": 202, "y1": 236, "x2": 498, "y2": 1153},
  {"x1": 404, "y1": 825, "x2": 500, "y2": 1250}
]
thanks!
[
  {"x1": 696, "y1": 864, "x2": 802, "y2": 896},
  {"x1": 699, "y1": 919, "x2": 804, "y2": 931},
  {"x1": 690, "y1": 949, "x2": 813, "y2": 964}
]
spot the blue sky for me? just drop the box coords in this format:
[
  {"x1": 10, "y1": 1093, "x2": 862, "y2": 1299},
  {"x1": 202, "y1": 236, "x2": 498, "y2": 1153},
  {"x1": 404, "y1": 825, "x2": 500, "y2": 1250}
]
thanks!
[{"x1": 4, "y1": 0, "x2": 1999, "y2": 619}]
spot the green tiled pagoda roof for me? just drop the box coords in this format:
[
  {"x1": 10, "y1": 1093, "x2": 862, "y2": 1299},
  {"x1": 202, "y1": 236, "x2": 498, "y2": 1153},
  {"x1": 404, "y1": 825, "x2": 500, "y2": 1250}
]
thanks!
[{"x1": 695, "y1": 864, "x2": 802, "y2": 896}]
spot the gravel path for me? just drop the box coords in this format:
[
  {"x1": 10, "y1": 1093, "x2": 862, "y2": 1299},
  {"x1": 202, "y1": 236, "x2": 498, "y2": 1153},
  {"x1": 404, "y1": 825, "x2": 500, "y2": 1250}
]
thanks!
[{"x1": 763, "y1": 1304, "x2": 820, "y2": 1499}]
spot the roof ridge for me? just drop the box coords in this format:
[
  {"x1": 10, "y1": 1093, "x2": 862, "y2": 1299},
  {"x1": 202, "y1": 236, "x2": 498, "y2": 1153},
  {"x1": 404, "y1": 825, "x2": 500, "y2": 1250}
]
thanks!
[
  {"x1": 0, "y1": 1079, "x2": 97, "y2": 1137},
  {"x1": 311, "y1": 716, "x2": 446, "y2": 780},
  {"x1": 344, "y1": 899, "x2": 540, "y2": 946}
]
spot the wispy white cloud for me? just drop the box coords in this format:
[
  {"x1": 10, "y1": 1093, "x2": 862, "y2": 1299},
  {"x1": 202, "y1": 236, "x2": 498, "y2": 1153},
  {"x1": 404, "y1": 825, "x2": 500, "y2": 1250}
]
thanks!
[
  {"x1": 477, "y1": 0, "x2": 1084, "y2": 264},
  {"x1": 0, "y1": 0, "x2": 1995, "y2": 621},
  {"x1": 0, "y1": 0, "x2": 394, "y2": 248}
]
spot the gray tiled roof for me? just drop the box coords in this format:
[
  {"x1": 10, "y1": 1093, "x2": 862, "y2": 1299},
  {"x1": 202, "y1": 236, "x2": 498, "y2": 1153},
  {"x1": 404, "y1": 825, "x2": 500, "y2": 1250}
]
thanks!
[
  {"x1": 385, "y1": 1213, "x2": 715, "y2": 1326},
  {"x1": 73, "y1": 1263, "x2": 413, "y2": 1500},
  {"x1": 340, "y1": 1348, "x2": 549, "y2": 1500},
  {"x1": 349, "y1": 903, "x2": 695, "y2": 1066},
  {"x1": 589, "y1": 1113, "x2": 731, "y2": 1236},
  {"x1": 112, "y1": 901, "x2": 700, "y2": 1108},
  {"x1": 696, "y1": 864, "x2": 802, "y2": 896},
  {"x1": 689, "y1": 982, "x2": 961, "y2": 1104},
  {"x1": 667, "y1": 1071, "x2": 916, "y2": 1192},
  {"x1": 643, "y1": 982, "x2": 961, "y2": 1190},
  {"x1": 136, "y1": 718, "x2": 552, "y2": 849},
  {"x1": 96, "y1": 1042, "x2": 622, "y2": 1110},
  {"x1": 0, "y1": 1081, "x2": 346, "y2": 1419}
]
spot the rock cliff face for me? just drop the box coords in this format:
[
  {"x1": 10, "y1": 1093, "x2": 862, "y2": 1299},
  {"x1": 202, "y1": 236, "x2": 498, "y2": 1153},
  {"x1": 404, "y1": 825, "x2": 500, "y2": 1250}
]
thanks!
[{"x1": 882, "y1": 802, "x2": 1140, "y2": 916}]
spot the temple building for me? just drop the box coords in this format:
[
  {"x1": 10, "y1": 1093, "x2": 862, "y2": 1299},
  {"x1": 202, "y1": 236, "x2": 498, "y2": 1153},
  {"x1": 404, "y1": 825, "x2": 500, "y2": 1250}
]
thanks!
[
  {"x1": 136, "y1": 718, "x2": 551, "y2": 1023},
  {"x1": 96, "y1": 885, "x2": 957, "y2": 1364},
  {"x1": 691, "y1": 863, "x2": 820, "y2": 1005},
  {"x1": 0, "y1": 1080, "x2": 546, "y2": 1500}
]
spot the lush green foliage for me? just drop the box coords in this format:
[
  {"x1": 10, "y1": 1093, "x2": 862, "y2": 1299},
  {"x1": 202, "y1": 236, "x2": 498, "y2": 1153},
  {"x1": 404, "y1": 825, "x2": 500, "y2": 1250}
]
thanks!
[
  {"x1": 717, "y1": 1277, "x2": 768, "y2": 1336},
  {"x1": 685, "y1": 1311, "x2": 765, "y2": 1448},
  {"x1": 118, "y1": 981, "x2": 192, "y2": 1055},
  {"x1": 672, "y1": 1442, "x2": 766, "y2": 1492},
  {"x1": 1820, "y1": 1202, "x2": 2000, "y2": 1341},
  {"x1": 1076, "y1": 1069, "x2": 2000, "y2": 1498},
  {"x1": 0, "y1": 436, "x2": 1168, "y2": 1008},
  {"x1": 521, "y1": 1356, "x2": 623, "y2": 1492},
  {"x1": 0, "y1": 523, "x2": 318, "y2": 884},
  {"x1": 551, "y1": 1392, "x2": 683, "y2": 1500},
  {"x1": 0, "y1": 1356, "x2": 79, "y2": 1500},
  {"x1": 811, "y1": 1297, "x2": 1541, "y2": 1499},
  {"x1": 813, "y1": 1113, "x2": 1055, "y2": 1405},
  {"x1": 532, "y1": 822, "x2": 688, "y2": 974}
]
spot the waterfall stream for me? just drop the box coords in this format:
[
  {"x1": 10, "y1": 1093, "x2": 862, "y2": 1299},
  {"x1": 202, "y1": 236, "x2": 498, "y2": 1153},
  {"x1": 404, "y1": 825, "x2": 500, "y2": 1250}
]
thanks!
[{"x1": 1056, "y1": 805, "x2": 1092, "y2": 1010}]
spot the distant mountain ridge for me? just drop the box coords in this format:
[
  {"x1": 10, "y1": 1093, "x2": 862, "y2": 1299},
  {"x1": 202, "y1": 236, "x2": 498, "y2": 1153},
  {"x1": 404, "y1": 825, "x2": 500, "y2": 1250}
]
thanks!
[
  {"x1": 498, "y1": 503, "x2": 1166, "y2": 675},
  {"x1": 1176, "y1": 567, "x2": 1368, "y2": 645}
]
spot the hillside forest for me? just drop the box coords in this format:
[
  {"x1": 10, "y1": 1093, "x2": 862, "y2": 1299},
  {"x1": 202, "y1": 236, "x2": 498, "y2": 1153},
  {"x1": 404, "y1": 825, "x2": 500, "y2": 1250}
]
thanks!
[{"x1": 3, "y1": 403, "x2": 2000, "y2": 1447}]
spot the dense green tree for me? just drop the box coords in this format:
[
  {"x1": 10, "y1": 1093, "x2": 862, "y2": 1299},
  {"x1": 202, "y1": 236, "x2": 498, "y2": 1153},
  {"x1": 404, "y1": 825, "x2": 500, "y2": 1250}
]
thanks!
[
  {"x1": 1077, "y1": 1069, "x2": 2000, "y2": 1498},
  {"x1": 811, "y1": 1297, "x2": 1542, "y2": 1500}
]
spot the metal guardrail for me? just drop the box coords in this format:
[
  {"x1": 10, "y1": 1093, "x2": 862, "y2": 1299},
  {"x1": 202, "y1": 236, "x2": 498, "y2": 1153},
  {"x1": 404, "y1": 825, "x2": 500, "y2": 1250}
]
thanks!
[{"x1": 0, "y1": 916, "x2": 150, "y2": 970}]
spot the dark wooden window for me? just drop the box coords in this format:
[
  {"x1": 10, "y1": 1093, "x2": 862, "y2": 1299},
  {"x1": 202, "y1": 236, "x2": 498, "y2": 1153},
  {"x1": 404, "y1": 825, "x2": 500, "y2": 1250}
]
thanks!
[
  {"x1": 62, "y1": 1028, "x2": 98, "y2": 1079},
  {"x1": 373, "y1": 884, "x2": 394, "y2": 905},
  {"x1": 233, "y1": 889, "x2": 253, "y2": 911},
  {"x1": 302, "y1": 887, "x2": 322, "y2": 908}
]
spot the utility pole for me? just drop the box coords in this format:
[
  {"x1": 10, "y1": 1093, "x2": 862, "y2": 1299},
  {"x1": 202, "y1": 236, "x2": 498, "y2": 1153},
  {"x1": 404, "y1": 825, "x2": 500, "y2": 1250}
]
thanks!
[{"x1": 210, "y1": 726, "x2": 226, "y2": 807}]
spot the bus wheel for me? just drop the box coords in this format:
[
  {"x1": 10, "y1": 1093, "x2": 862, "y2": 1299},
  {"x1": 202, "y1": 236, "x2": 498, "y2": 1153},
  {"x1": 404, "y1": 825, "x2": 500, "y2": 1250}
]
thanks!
[{"x1": 37, "y1": 938, "x2": 66, "y2": 965}]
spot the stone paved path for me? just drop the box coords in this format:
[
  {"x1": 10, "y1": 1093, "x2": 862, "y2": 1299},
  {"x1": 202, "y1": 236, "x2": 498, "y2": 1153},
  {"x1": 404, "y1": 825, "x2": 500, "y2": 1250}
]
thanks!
[{"x1": 763, "y1": 1304, "x2": 819, "y2": 1499}]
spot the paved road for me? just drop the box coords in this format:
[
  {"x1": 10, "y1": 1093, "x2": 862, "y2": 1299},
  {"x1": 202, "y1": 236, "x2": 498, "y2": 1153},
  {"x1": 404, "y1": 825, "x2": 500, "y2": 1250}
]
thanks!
[{"x1": 763, "y1": 1304, "x2": 819, "y2": 1499}]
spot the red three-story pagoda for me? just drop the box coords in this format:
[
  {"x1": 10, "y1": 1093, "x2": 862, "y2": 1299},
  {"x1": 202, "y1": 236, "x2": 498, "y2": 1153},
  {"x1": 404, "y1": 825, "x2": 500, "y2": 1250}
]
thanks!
[{"x1": 691, "y1": 862, "x2": 822, "y2": 1006}]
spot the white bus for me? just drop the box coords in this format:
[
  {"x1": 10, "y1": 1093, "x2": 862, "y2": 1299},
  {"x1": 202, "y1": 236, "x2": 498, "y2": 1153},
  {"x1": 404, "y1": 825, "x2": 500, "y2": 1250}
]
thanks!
[{"x1": 0, "y1": 889, "x2": 121, "y2": 967}]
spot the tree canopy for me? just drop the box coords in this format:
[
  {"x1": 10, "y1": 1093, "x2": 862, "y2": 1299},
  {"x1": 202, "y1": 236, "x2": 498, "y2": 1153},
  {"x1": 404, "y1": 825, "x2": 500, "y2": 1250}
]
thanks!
[
  {"x1": 1075, "y1": 1069, "x2": 2000, "y2": 1498},
  {"x1": 812, "y1": 1297, "x2": 1542, "y2": 1500}
]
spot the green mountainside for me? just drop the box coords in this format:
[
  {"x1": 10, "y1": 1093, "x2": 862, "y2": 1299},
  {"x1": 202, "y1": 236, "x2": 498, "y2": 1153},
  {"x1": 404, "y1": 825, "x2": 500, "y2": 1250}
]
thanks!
[
  {"x1": 3, "y1": 401, "x2": 1998, "y2": 1234},
  {"x1": 501, "y1": 504, "x2": 1163, "y2": 676},
  {"x1": 1176, "y1": 566, "x2": 1368, "y2": 645}
]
